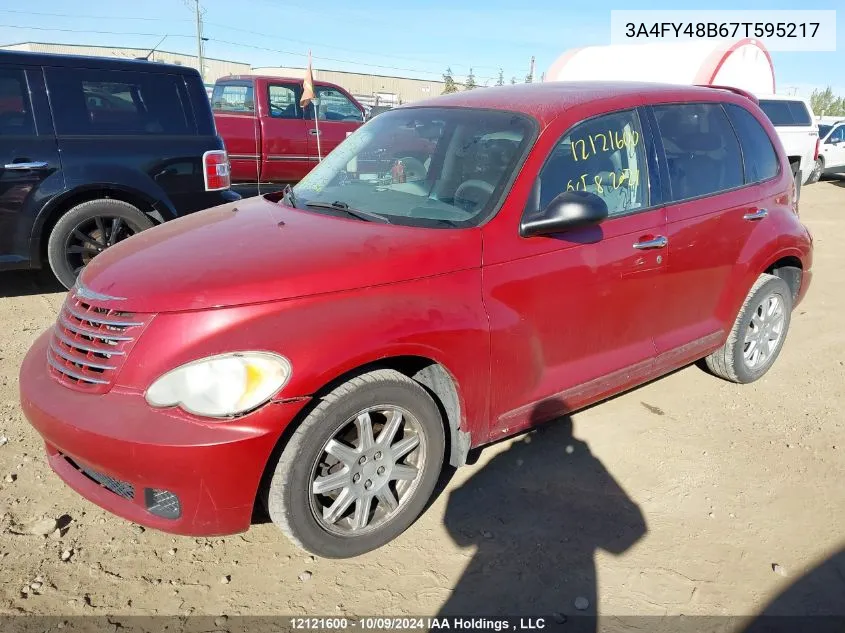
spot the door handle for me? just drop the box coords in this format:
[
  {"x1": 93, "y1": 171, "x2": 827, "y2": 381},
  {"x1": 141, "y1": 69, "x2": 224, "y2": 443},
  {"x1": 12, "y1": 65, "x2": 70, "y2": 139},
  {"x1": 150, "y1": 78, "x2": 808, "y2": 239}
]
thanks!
[
  {"x1": 633, "y1": 236, "x2": 668, "y2": 250},
  {"x1": 743, "y1": 208, "x2": 768, "y2": 221},
  {"x1": 3, "y1": 161, "x2": 49, "y2": 170},
  {"x1": 308, "y1": 129, "x2": 321, "y2": 136}
]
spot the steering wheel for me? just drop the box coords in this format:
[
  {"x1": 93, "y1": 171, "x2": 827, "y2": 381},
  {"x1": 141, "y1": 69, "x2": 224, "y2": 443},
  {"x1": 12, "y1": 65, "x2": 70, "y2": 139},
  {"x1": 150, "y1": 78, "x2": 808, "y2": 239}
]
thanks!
[{"x1": 454, "y1": 179, "x2": 495, "y2": 212}]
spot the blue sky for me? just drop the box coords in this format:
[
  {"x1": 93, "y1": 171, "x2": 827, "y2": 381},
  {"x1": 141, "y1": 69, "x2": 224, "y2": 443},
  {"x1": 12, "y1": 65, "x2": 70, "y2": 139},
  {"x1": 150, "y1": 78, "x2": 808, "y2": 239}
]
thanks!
[{"x1": 0, "y1": 0, "x2": 842, "y2": 96}]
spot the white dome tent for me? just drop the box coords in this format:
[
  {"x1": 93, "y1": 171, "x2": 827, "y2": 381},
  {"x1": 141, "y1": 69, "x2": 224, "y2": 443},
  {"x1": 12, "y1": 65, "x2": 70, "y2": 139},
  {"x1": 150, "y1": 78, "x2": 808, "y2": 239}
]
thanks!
[{"x1": 544, "y1": 38, "x2": 775, "y2": 94}]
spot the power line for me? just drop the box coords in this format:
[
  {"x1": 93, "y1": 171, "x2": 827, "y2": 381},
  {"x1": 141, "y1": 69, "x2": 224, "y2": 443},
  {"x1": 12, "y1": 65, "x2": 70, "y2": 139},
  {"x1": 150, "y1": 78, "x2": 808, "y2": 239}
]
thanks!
[
  {"x1": 0, "y1": 23, "x2": 521, "y2": 82},
  {"x1": 0, "y1": 9, "x2": 191, "y2": 22},
  {"x1": 0, "y1": 8, "x2": 513, "y2": 75}
]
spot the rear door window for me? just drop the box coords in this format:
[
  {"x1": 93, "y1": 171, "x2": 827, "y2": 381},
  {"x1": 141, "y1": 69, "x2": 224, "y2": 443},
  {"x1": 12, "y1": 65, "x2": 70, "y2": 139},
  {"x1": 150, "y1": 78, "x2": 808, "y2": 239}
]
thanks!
[
  {"x1": 724, "y1": 104, "x2": 779, "y2": 183},
  {"x1": 211, "y1": 82, "x2": 254, "y2": 113},
  {"x1": 46, "y1": 67, "x2": 192, "y2": 135},
  {"x1": 0, "y1": 68, "x2": 35, "y2": 136},
  {"x1": 533, "y1": 109, "x2": 649, "y2": 217},
  {"x1": 653, "y1": 103, "x2": 743, "y2": 201},
  {"x1": 758, "y1": 100, "x2": 812, "y2": 126}
]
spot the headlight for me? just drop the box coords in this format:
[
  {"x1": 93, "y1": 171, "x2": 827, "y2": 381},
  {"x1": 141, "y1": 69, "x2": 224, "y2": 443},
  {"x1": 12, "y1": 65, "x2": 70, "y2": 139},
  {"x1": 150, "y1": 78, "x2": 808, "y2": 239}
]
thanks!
[{"x1": 145, "y1": 352, "x2": 292, "y2": 418}]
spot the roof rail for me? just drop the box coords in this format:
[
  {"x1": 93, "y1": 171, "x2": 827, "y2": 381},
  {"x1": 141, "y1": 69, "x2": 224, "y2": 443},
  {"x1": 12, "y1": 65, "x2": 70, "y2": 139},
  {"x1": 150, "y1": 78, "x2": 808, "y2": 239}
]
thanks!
[{"x1": 697, "y1": 84, "x2": 759, "y2": 104}]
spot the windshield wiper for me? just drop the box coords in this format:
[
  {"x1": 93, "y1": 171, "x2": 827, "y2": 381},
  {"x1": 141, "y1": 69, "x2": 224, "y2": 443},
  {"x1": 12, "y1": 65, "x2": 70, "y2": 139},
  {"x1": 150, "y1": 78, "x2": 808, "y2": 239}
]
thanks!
[
  {"x1": 281, "y1": 184, "x2": 298, "y2": 208},
  {"x1": 304, "y1": 200, "x2": 391, "y2": 224}
]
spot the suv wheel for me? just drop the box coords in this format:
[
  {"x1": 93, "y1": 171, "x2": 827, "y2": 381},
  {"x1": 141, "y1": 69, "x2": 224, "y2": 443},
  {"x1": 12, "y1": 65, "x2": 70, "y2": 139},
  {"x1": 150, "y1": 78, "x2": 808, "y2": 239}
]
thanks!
[
  {"x1": 705, "y1": 273, "x2": 793, "y2": 383},
  {"x1": 47, "y1": 199, "x2": 154, "y2": 288},
  {"x1": 265, "y1": 369, "x2": 445, "y2": 558}
]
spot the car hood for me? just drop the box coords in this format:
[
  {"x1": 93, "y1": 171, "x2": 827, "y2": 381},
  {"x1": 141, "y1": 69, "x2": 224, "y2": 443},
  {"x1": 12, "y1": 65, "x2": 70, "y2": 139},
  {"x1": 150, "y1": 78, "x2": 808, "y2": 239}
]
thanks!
[{"x1": 80, "y1": 195, "x2": 482, "y2": 313}]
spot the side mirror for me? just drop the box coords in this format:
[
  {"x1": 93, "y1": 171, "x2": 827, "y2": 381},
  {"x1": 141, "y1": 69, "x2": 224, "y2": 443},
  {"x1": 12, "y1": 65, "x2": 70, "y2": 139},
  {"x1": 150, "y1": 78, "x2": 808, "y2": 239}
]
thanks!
[{"x1": 520, "y1": 190, "x2": 609, "y2": 237}]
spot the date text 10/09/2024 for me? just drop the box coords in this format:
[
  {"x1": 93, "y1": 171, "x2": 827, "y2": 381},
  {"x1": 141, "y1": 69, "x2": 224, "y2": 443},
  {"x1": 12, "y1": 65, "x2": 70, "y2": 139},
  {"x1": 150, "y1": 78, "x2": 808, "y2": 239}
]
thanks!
[{"x1": 290, "y1": 617, "x2": 553, "y2": 630}]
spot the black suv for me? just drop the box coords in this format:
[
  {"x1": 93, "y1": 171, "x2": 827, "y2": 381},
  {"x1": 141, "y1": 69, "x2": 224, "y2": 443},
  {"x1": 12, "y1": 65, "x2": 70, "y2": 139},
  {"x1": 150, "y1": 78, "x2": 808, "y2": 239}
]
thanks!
[{"x1": 0, "y1": 50, "x2": 239, "y2": 288}]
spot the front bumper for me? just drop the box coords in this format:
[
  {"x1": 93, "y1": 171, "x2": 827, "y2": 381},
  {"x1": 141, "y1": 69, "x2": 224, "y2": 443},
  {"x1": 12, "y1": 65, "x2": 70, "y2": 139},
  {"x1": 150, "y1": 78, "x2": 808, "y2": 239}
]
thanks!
[{"x1": 20, "y1": 331, "x2": 308, "y2": 536}]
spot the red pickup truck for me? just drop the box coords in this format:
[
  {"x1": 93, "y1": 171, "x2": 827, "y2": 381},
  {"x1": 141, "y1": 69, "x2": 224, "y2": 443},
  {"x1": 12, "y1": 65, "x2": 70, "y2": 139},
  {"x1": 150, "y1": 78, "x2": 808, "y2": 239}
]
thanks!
[{"x1": 211, "y1": 75, "x2": 365, "y2": 183}]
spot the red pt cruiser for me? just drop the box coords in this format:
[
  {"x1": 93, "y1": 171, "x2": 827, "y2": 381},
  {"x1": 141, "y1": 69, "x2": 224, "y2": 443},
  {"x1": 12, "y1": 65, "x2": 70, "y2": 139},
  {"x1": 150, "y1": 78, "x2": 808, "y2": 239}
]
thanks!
[{"x1": 20, "y1": 82, "x2": 812, "y2": 558}]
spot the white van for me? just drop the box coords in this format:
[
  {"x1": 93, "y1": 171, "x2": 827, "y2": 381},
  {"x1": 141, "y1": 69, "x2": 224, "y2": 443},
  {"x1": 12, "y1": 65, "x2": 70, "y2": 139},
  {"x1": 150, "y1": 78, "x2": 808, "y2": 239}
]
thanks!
[{"x1": 756, "y1": 94, "x2": 818, "y2": 185}]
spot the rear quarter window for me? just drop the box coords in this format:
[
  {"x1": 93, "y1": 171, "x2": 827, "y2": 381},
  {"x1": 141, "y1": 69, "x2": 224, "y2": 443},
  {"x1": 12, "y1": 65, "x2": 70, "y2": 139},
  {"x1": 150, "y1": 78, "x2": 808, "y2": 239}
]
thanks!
[
  {"x1": 46, "y1": 67, "x2": 192, "y2": 136},
  {"x1": 759, "y1": 100, "x2": 812, "y2": 127},
  {"x1": 724, "y1": 104, "x2": 780, "y2": 183},
  {"x1": 211, "y1": 82, "x2": 254, "y2": 113}
]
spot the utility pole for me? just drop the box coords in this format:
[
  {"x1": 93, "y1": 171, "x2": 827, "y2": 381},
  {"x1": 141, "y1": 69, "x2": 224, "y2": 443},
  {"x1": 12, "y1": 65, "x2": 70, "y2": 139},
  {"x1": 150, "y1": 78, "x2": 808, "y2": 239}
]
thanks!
[{"x1": 194, "y1": 0, "x2": 204, "y2": 81}]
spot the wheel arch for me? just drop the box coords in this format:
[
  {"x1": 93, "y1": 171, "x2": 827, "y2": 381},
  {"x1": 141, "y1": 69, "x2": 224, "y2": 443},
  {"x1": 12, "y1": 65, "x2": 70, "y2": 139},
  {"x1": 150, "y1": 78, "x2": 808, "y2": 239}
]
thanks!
[
  {"x1": 764, "y1": 254, "x2": 803, "y2": 301},
  {"x1": 30, "y1": 184, "x2": 173, "y2": 266},
  {"x1": 290, "y1": 355, "x2": 469, "y2": 469}
]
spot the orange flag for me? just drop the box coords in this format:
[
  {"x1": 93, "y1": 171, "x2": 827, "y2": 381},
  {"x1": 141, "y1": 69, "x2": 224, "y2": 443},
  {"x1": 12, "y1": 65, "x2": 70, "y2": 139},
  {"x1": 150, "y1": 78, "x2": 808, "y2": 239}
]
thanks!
[{"x1": 300, "y1": 51, "x2": 315, "y2": 108}]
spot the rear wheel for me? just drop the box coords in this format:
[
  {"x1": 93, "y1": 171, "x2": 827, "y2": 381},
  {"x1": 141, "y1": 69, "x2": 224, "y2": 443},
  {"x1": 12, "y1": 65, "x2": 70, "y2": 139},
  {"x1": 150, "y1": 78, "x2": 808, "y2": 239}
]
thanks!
[
  {"x1": 806, "y1": 157, "x2": 824, "y2": 185},
  {"x1": 266, "y1": 369, "x2": 445, "y2": 558},
  {"x1": 47, "y1": 199, "x2": 154, "y2": 289},
  {"x1": 704, "y1": 274, "x2": 793, "y2": 383}
]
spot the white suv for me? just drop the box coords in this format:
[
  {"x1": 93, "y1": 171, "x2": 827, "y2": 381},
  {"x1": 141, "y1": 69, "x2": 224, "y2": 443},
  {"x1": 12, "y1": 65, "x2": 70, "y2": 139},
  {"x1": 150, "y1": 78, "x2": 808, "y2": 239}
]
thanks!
[
  {"x1": 810, "y1": 120, "x2": 845, "y2": 183},
  {"x1": 756, "y1": 95, "x2": 818, "y2": 185}
]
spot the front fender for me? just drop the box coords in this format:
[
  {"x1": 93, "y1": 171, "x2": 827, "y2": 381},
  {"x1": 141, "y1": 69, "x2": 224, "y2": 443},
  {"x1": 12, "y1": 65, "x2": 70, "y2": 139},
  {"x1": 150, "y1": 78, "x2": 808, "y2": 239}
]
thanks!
[{"x1": 115, "y1": 270, "x2": 491, "y2": 447}]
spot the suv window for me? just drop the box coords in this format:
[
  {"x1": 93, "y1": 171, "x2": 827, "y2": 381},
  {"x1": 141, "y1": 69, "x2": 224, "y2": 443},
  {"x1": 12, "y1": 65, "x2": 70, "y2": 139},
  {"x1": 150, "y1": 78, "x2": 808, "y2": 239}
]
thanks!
[
  {"x1": 653, "y1": 103, "x2": 743, "y2": 201},
  {"x1": 47, "y1": 68, "x2": 191, "y2": 135},
  {"x1": 759, "y1": 99, "x2": 812, "y2": 127},
  {"x1": 306, "y1": 87, "x2": 363, "y2": 122},
  {"x1": 0, "y1": 68, "x2": 34, "y2": 135},
  {"x1": 268, "y1": 84, "x2": 301, "y2": 119},
  {"x1": 211, "y1": 82, "x2": 254, "y2": 113},
  {"x1": 533, "y1": 109, "x2": 649, "y2": 217},
  {"x1": 724, "y1": 104, "x2": 779, "y2": 183}
]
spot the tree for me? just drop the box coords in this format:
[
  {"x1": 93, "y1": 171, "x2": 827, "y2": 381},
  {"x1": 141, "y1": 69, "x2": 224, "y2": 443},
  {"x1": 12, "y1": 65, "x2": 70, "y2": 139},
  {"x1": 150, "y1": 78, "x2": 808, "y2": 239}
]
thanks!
[
  {"x1": 810, "y1": 86, "x2": 845, "y2": 117},
  {"x1": 510, "y1": 76, "x2": 517, "y2": 85},
  {"x1": 464, "y1": 68, "x2": 477, "y2": 91},
  {"x1": 524, "y1": 71, "x2": 533, "y2": 84},
  {"x1": 442, "y1": 67, "x2": 458, "y2": 94},
  {"x1": 496, "y1": 68, "x2": 504, "y2": 86}
]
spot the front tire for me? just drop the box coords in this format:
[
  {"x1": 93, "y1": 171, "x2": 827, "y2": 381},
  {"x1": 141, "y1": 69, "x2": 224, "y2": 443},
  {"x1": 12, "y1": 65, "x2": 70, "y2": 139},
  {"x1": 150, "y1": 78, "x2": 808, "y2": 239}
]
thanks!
[
  {"x1": 47, "y1": 199, "x2": 154, "y2": 289},
  {"x1": 266, "y1": 369, "x2": 445, "y2": 558},
  {"x1": 705, "y1": 274, "x2": 793, "y2": 383}
]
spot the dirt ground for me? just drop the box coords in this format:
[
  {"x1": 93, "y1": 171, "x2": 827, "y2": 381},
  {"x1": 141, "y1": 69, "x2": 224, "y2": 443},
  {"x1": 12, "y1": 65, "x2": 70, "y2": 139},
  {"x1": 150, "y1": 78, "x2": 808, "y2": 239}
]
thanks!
[{"x1": 1, "y1": 181, "x2": 843, "y2": 624}]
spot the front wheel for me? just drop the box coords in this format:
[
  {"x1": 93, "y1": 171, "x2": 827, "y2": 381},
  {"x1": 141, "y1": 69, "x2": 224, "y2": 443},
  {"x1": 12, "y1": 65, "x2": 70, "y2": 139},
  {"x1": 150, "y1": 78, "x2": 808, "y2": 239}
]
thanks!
[
  {"x1": 704, "y1": 273, "x2": 793, "y2": 383},
  {"x1": 47, "y1": 199, "x2": 154, "y2": 288},
  {"x1": 265, "y1": 369, "x2": 445, "y2": 558}
]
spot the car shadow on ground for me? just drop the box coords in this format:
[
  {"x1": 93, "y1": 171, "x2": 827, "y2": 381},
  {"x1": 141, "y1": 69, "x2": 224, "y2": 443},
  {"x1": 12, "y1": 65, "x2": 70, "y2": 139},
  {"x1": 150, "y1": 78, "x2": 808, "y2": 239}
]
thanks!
[
  {"x1": 0, "y1": 269, "x2": 66, "y2": 298},
  {"x1": 438, "y1": 398, "x2": 647, "y2": 630},
  {"x1": 823, "y1": 174, "x2": 845, "y2": 188}
]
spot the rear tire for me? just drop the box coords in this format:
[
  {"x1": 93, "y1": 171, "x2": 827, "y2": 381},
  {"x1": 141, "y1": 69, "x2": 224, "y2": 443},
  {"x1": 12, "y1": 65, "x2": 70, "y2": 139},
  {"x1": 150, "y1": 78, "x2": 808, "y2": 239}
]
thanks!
[
  {"x1": 266, "y1": 369, "x2": 445, "y2": 558},
  {"x1": 47, "y1": 199, "x2": 154, "y2": 289},
  {"x1": 806, "y1": 158, "x2": 824, "y2": 185},
  {"x1": 704, "y1": 274, "x2": 793, "y2": 384}
]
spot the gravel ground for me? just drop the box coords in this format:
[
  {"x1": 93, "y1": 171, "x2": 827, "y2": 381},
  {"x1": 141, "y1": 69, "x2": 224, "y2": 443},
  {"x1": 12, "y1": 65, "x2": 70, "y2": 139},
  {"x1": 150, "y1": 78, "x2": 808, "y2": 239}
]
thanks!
[{"x1": 0, "y1": 180, "x2": 843, "y2": 624}]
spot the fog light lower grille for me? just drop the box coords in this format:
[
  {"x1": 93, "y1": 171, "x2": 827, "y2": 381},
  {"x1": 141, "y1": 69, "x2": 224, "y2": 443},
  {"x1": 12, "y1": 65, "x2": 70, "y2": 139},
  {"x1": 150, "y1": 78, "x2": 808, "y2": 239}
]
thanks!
[
  {"x1": 74, "y1": 462, "x2": 135, "y2": 500},
  {"x1": 145, "y1": 488, "x2": 181, "y2": 520}
]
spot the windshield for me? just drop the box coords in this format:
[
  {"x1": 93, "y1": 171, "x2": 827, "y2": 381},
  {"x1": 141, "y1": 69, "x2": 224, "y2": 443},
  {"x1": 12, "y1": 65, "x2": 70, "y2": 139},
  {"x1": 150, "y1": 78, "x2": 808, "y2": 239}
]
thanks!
[{"x1": 291, "y1": 107, "x2": 536, "y2": 228}]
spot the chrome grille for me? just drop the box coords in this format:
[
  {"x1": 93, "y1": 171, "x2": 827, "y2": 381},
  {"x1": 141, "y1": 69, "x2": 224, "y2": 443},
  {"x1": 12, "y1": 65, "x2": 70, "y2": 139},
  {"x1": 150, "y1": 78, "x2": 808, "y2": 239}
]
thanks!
[{"x1": 48, "y1": 291, "x2": 150, "y2": 393}]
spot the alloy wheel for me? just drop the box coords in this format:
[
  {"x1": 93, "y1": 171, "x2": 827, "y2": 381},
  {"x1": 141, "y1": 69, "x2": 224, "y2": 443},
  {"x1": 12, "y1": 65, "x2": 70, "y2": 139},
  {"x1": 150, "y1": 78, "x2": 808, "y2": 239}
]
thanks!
[
  {"x1": 309, "y1": 406, "x2": 427, "y2": 536},
  {"x1": 742, "y1": 292, "x2": 786, "y2": 369},
  {"x1": 64, "y1": 216, "x2": 142, "y2": 276}
]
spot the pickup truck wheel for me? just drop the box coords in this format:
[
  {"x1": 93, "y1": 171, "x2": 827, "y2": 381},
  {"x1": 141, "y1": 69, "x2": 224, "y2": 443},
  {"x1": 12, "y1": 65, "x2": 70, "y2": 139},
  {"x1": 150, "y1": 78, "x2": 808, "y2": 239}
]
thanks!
[
  {"x1": 265, "y1": 369, "x2": 445, "y2": 558},
  {"x1": 806, "y1": 158, "x2": 823, "y2": 185},
  {"x1": 704, "y1": 273, "x2": 793, "y2": 384},
  {"x1": 47, "y1": 199, "x2": 154, "y2": 289}
]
